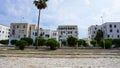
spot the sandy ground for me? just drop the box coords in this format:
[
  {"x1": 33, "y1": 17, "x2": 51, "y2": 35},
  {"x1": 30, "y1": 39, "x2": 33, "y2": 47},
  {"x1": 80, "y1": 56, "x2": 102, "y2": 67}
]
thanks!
[{"x1": 0, "y1": 57, "x2": 120, "y2": 68}]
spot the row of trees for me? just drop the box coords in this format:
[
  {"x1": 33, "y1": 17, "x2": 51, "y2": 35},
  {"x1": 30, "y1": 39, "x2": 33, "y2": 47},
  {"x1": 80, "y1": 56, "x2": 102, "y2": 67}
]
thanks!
[
  {"x1": 90, "y1": 39, "x2": 120, "y2": 49},
  {"x1": 10, "y1": 37, "x2": 59, "y2": 50}
]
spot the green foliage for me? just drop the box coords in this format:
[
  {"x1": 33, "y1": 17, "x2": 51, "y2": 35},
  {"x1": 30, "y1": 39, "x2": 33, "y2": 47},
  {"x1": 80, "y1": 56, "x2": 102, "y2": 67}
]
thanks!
[
  {"x1": 34, "y1": 0, "x2": 48, "y2": 9},
  {"x1": 99, "y1": 40, "x2": 112, "y2": 49},
  {"x1": 77, "y1": 39, "x2": 88, "y2": 47},
  {"x1": 90, "y1": 40, "x2": 97, "y2": 47},
  {"x1": 94, "y1": 29, "x2": 103, "y2": 41},
  {"x1": 67, "y1": 36, "x2": 77, "y2": 47},
  {"x1": 82, "y1": 40, "x2": 88, "y2": 47},
  {"x1": 112, "y1": 39, "x2": 120, "y2": 48},
  {"x1": 16, "y1": 40, "x2": 28, "y2": 50},
  {"x1": 0, "y1": 40, "x2": 9, "y2": 45},
  {"x1": 35, "y1": 37, "x2": 45, "y2": 46},
  {"x1": 11, "y1": 40, "x2": 18, "y2": 45},
  {"x1": 21, "y1": 38, "x2": 33, "y2": 45},
  {"x1": 61, "y1": 40, "x2": 67, "y2": 46},
  {"x1": 45, "y1": 39, "x2": 59, "y2": 50}
]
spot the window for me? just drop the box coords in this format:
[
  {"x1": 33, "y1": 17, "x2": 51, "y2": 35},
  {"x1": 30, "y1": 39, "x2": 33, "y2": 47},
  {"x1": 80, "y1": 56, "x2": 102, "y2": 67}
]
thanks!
[
  {"x1": 108, "y1": 35, "x2": 110, "y2": 38},
  {"x1": 94, "y1": 31, "x2": 95, "y2": 34},
  {"x1": 0, "y1": 31, "x2": 1, "y2": 33},
  {"x1": 117, "y1": 35, "x2": 119, "y2": 38},
  {"x1": 23, "y1": 25, "x2": 25, "y2": 28},
  {"x1": 109, "y1": 24, "x2": 112, "y2": 28},
  {"x1": 110, "y1": 29, "x2": 112, "y2": 32},
  {"x1": 33, "y1": 32, "x2": 34, "y2": 35},
  {"x1": 24, "y1": 35, "x2": 26, "y2": 38},
  {"x1": 114, "y1": 25, "x2": 116, "y2": 28},
  {"x1": 95, "y1": 27, "x2": 97, "y2": 30},
  {"x1": 17, "y1": 25, "x2": 19, "y2": 28},
  {"x1": 117, "y1": 29, "x2": 119, "y2": 33}
]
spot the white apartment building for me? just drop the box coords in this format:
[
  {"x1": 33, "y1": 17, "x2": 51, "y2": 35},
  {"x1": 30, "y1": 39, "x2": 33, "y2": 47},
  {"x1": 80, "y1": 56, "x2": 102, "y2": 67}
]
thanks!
[
  {"x1": 88, "y1": 25, "x2": 101, "y2": 41},
  {"x1": 102, "y1": 22, "x2": 120, "y2": 39},
  {"x1": 10, "y1": 23, "x2": 37, "y2": 40},
  {"x1": 0, "y1": 24, "x2": 10, "y2": 40},
  {"x1": 57, "y1": 25, "x2": 78, "y2": 41},
  {"x1": 88, "y1": 22, "x2": 120, "y2": 41},
  {"x1": 31, "y1": 29, "x2": 59, "y2": 42}
]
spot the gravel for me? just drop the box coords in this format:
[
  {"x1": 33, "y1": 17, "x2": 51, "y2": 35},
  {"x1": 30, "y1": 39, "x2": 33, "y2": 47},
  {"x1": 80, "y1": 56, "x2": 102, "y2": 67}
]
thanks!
[{"x1": 0, "y1": 57, "x2": 120, "y2": 68}]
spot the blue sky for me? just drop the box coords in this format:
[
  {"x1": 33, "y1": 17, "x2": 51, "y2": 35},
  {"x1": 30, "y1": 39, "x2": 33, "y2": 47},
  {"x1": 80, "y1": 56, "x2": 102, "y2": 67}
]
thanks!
[{"x1": 0, "y1": 0, "x2": 120, "y2": 38}]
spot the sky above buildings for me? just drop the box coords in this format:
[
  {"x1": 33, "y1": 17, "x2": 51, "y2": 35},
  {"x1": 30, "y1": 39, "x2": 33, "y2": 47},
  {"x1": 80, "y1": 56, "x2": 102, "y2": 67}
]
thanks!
[{"x1": 0, "y1": 0, "x2": 120, "y2": 38}]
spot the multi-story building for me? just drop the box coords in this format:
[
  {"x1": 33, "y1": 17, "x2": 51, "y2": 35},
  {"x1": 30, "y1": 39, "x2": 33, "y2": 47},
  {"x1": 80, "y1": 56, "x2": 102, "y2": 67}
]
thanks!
[
  {"x1": 88, "y1": 22, "x2": 120, "y2": 41},
  {"x1": 88, "y1": 25, "x2": 101, "y2": 41},
  {"x1": 30, "y1": 29, "x2": 59, "y2": 42},
  {"x1": 57, "y1": 25, "x2": 78, "y2": 41},
  {"x1": 0, "y1": 24, "x2": 10, "y2": 40},
  {"x1": 102, "y1": 22, "x2": 120, "y2": 39},
  {"x1": 10, "y1": 23, "x2": 37, "y2": 40}
]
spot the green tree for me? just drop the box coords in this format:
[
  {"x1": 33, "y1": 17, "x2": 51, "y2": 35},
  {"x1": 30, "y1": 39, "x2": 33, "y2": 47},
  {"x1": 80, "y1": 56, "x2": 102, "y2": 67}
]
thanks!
[
  {"x1": 21, "y1": 38, "x2": 33, "y2": 46},
  {"x1": 78, "y1": 39, "x2": 84, "y2": 47},
  {"x1": 99, "y1": 40, "x2": 112, "y2": 49},
  {"x1": 33, "y1": 0, "x2": 48, "y2": 49},
  {"x1": 45, "y1": 39, "x2": 59, "y2": 50},
  {"x1": 112, "y1": 39, "x2": 120, "y2": 48},
  {"x1": 67, "y1": 36, "x2": 77, "y2": 47},
  {"x1": 61, "y1": 40, "x2": 67, "y2": 46},
  {"x1": 35, "y1": 37, "x2": 45, "y2": 46},
  {"x1": 90, "y1": 40, "x2": 97, "y2": 47},
  {"x1": 94, "y1": 29, "x2": 103, "y2": 42},
  {"x1": 11, "y1": 40, "x2": 18, "y2": 45},
  {"x1": 16, "y1": 40, "x2": 28, "y2": 50},
  {"x1": 0, "y1": 40, "x2": 9, "y2": 45}
]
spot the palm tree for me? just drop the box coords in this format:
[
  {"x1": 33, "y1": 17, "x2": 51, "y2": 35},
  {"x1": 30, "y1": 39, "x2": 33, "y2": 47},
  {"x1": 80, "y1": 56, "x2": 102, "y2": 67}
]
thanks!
[{"x1": 33, "y1": 0, "x2": 48, "y2": 49}]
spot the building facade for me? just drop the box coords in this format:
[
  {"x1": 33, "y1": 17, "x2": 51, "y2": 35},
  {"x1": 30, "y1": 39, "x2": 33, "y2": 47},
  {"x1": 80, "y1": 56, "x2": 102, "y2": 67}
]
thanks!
[
  {"x1": 30, "y1": 29, "x2": 59, "y2": 42},
  {"x1": 88, "y1": 22, "x2": 120, "y2": 41},
  {"x1": 0, "y1": 24, "x2": 10, "y2": 40},
  {"x1": 10, "y1": 23, "x2": 37, "y2": 40},
  {"x1": 88, "y1": 25, "x2": 101, "y2": 41},
  {"x1": 57, "y1": 25, "x2": 78, "y2": 41}
]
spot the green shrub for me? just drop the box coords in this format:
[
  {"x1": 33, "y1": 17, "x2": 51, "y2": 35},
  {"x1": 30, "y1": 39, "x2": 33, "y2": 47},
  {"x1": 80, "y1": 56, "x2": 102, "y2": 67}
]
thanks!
[
  {"x1": 0, "y1": 40, "x2": 9, "y2": 45},
  {"x1": 90, "y1": 40, "x2": 97, "y2": 47},
  {"x1": 35, "y1": 37, "x2": 45, "y2": 46},
  {"x1": 99, "y1": 40, "x2": 112, "y2": 49},
  {"x1": 61, "y1": 40, "x2": 67, "y2": 46},
  {"x1": 21, "y1": 38, "x2": 33, "y2": 46},
  {"x1": 45, "y1": 39, "x2": 59, "y2": 50},
  {"x1": 67, "y1": 36, "x2": 77, "y2": 47},
  {"x1": 11, "y1": 40, "x2": 18, "y2": 45},
  {"x1": 16, "y1": 40, "x2": 28, "y2": 50},
  {"x1": 112, "y1": 39, "x2": 120, "y2": 48}
]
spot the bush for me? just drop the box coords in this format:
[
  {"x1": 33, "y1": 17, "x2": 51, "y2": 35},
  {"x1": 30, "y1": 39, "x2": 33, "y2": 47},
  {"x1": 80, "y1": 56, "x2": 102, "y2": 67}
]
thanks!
[
  {"x1": 45, "y1": 39, "x2": 59, "y2": 50},
  {"x1": 67, "y1": 36, "x2": 77, "y2": 47},
  {"x1": 90, "y1": 40, "x2": 97, "y2": 47},
  {"x1": 11, "y1": 40, "x2": 18, "y2": 45},
  {"x1": 0, "y1": 40, "x2": 9, "y2": 45},
  {"x1": 16, "y1": 40, "x2": 28, "y2": 50},
  {"x1": 99, "y1": 40, "x2": 112, "y2": 49},
  {"x1": 61, "y1": 40, "x2": 67, "y2": 46},
  {"x1": 112, "y1": 39, "x2": 120, "y2": 48},
  {"x1": 21, "y1": 38, "x2": 33, "y2": 46},
  {"x1": 35, "y1": 37, "x2": 45, "y2": 46}
]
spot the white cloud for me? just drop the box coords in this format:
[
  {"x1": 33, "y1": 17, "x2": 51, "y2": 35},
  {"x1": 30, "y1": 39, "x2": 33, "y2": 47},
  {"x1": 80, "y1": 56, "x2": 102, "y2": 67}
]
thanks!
[{"x1": 85, "y1": 0, "x2": 91, "y2": 5}]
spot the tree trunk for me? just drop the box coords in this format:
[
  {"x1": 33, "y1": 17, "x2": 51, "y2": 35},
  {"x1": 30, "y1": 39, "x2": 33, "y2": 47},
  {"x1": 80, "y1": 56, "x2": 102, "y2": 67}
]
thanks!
[{"x1": 35, "y1": 9, "x2": 41, "y2": 49}]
